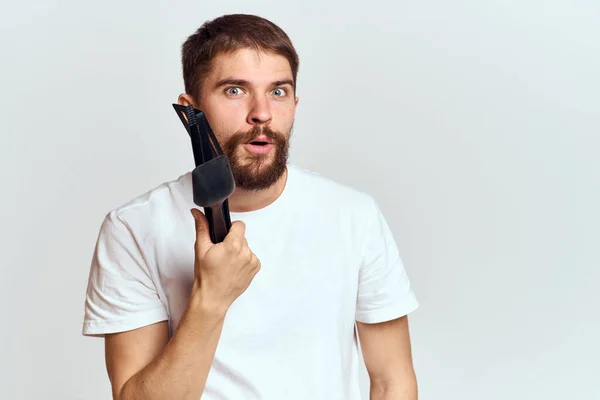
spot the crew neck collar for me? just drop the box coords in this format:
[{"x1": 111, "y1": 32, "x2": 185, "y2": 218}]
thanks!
[{"x1": 229, "y1": 163, "x2": 296, "y2": 218}]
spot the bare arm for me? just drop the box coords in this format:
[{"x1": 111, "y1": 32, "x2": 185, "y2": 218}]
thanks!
[
  {"x1": 357, "y1": 316, "x2": 418, "y2": 400},
  {"x1": 105, "y1": 209, "x2": 260, "y2": 400},
  {"x1": 106, "y1": 293, "x2": 226, "y2": 400}
]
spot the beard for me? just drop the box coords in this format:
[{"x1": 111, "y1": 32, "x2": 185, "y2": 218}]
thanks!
[{"x1": 221, "y1": 124, "x2": 291, "y2": 191}]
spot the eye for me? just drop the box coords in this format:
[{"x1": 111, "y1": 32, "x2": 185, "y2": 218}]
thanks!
[
  {"x1": 225, "y1": 87, "x2": 243, "y2": 96},
  {"x1": 272, "y1": 88, "x2": 287, "y2": 97}
]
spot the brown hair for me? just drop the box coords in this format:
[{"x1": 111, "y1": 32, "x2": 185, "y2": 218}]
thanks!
[{"x1": 181, "y1": 14, "x2": 300, "y2": 101}]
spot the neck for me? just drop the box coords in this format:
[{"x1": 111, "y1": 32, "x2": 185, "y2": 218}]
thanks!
[{"x1": 227, "y1": 167, "x2": 288, "y2": 213}]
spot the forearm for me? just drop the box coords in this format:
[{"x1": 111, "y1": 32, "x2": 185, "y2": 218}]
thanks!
[{"x1": 118, "y1": 291, "x2": 227, "y2": 400}]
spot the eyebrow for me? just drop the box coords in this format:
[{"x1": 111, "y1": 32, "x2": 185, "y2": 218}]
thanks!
[{"x1": 214, "y1": 78, "x2": 295, "y2": 89}]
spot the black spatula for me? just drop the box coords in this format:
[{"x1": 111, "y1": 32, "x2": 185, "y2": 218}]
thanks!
[{"x1": 172, "y1": 104, "x2": 235, "y2": 243}]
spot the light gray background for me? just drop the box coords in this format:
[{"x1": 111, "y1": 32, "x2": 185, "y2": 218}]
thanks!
[{"x1": 1, "y1": 0, "x2": 598, "y2": 399}]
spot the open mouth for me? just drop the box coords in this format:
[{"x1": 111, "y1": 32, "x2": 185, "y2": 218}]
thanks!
[{"x1": 245, "y1": 140, "x2": 273, "y2": 155}]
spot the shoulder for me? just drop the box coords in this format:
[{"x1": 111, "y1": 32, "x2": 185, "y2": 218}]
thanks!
[
  {"x1": 287, "y1": 164, "x2": 378, "y2": 212},
  {"x1": 102, "y1": 171, "x2": 192, "y2": 231}
]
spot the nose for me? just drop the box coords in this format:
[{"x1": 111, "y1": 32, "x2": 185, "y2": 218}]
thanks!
[{"x1": 246, "y1": 94, "x2": 272, "y2": 125}]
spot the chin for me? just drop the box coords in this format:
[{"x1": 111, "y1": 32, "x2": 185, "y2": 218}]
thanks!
[{"x1": 231, "y1": 155, "x2": 287, "y2": 191}]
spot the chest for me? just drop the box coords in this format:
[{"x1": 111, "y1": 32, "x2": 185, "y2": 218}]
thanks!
[{"x1": 157, "y1": 212, "x2": 362, "y2": 339}]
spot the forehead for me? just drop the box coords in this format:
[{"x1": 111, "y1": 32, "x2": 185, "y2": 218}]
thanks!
[{"x1": 208, "y1": 48, "x2": 293, "y2": 84}]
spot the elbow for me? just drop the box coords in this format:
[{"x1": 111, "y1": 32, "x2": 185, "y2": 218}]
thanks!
[
  {"x1": 113, "y1": 376, "x2": 138, "y2": 400},
  {"x1": 113, "y1": 383, "x2": 126, "y2": 400},
  {"x1": 369, "y1": 370, "x2": 418, "y2": 400}
]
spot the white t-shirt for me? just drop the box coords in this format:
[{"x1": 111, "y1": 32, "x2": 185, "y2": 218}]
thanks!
[{"x1": 82, "y1": 163, "x2": 419, "y2": 400}]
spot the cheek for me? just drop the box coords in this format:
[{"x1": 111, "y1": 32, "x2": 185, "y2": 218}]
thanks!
[
  {"x1": 206, "y1": 101, "x2": 248, "y2": 135},
  {"x1": 273, "y1": 102, "x2": 296, "y2": 128}
]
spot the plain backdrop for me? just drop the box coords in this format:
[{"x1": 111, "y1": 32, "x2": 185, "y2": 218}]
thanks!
[{"x1": 1, "y1": 0, "x2": 598, "y2": 399}]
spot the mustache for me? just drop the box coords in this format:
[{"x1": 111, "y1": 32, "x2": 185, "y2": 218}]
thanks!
[{"x1": 228, "y1": 125, "x2": 287, "y2": 146}]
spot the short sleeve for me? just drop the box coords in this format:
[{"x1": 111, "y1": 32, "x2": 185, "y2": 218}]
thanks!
[
  {"x1": 82, "y1": 210, "x2": 168, "y2": 336},
  {"x1": 355, "y1": 199, "x2": 419, "y2": 324}
]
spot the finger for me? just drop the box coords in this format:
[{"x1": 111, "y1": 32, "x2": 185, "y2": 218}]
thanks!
[
  {"x1": 191, "y1": 208, "x2": 213, "y2": 253},
  {"x1": 228, "y1": 238, "x2": 243, "y2": 254},
  {"x1": 251, "y1": 258, "x2": 261, "y2": 276},
  {"x1": 225, "y1": 220, "x2": 246, "y2": 241},
  {"x1": 240, "y1": 245, "x2": 252, "y2": 261},
  {"x1": 249, "y1": 253, "x2": 260, "y2": 268}
]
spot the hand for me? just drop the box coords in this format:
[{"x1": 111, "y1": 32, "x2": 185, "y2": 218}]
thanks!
[{"x1": 190, "y1": 208, "x2": 261, "y2": 314}]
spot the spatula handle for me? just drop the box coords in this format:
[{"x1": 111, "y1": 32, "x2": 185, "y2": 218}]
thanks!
[{"x1": 205, "y1": 201, "x2": 231, "y2": 243}]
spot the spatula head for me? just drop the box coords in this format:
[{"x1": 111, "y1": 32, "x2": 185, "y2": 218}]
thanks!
[{"x1": 192, "y1": 155, "x2": 236, "y2": 207}]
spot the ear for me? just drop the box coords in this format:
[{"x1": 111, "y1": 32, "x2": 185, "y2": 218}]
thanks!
[
  {"x1": 178, "y1": 93, "x2": 196, "y2": 107},
  {"x1": 176, "y1": 93, "x2": 198, "y2": 123},
  {"x1": 295, "y1": 96, "x2": 300, "y2": 107}
]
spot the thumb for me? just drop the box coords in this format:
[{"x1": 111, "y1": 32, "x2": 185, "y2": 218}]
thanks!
[{"x1": 191, "y1": 208, "x2": 213, "y2": 253}]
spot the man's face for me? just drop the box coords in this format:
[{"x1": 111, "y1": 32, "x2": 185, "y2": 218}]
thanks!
[{"x1": 187, "y1": 48, "x2": 298, "y2": 191}]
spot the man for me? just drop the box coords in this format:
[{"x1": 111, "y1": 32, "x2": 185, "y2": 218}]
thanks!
[{"x1": 82, "y1": 13, "x2": 419, "y2": 400}]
